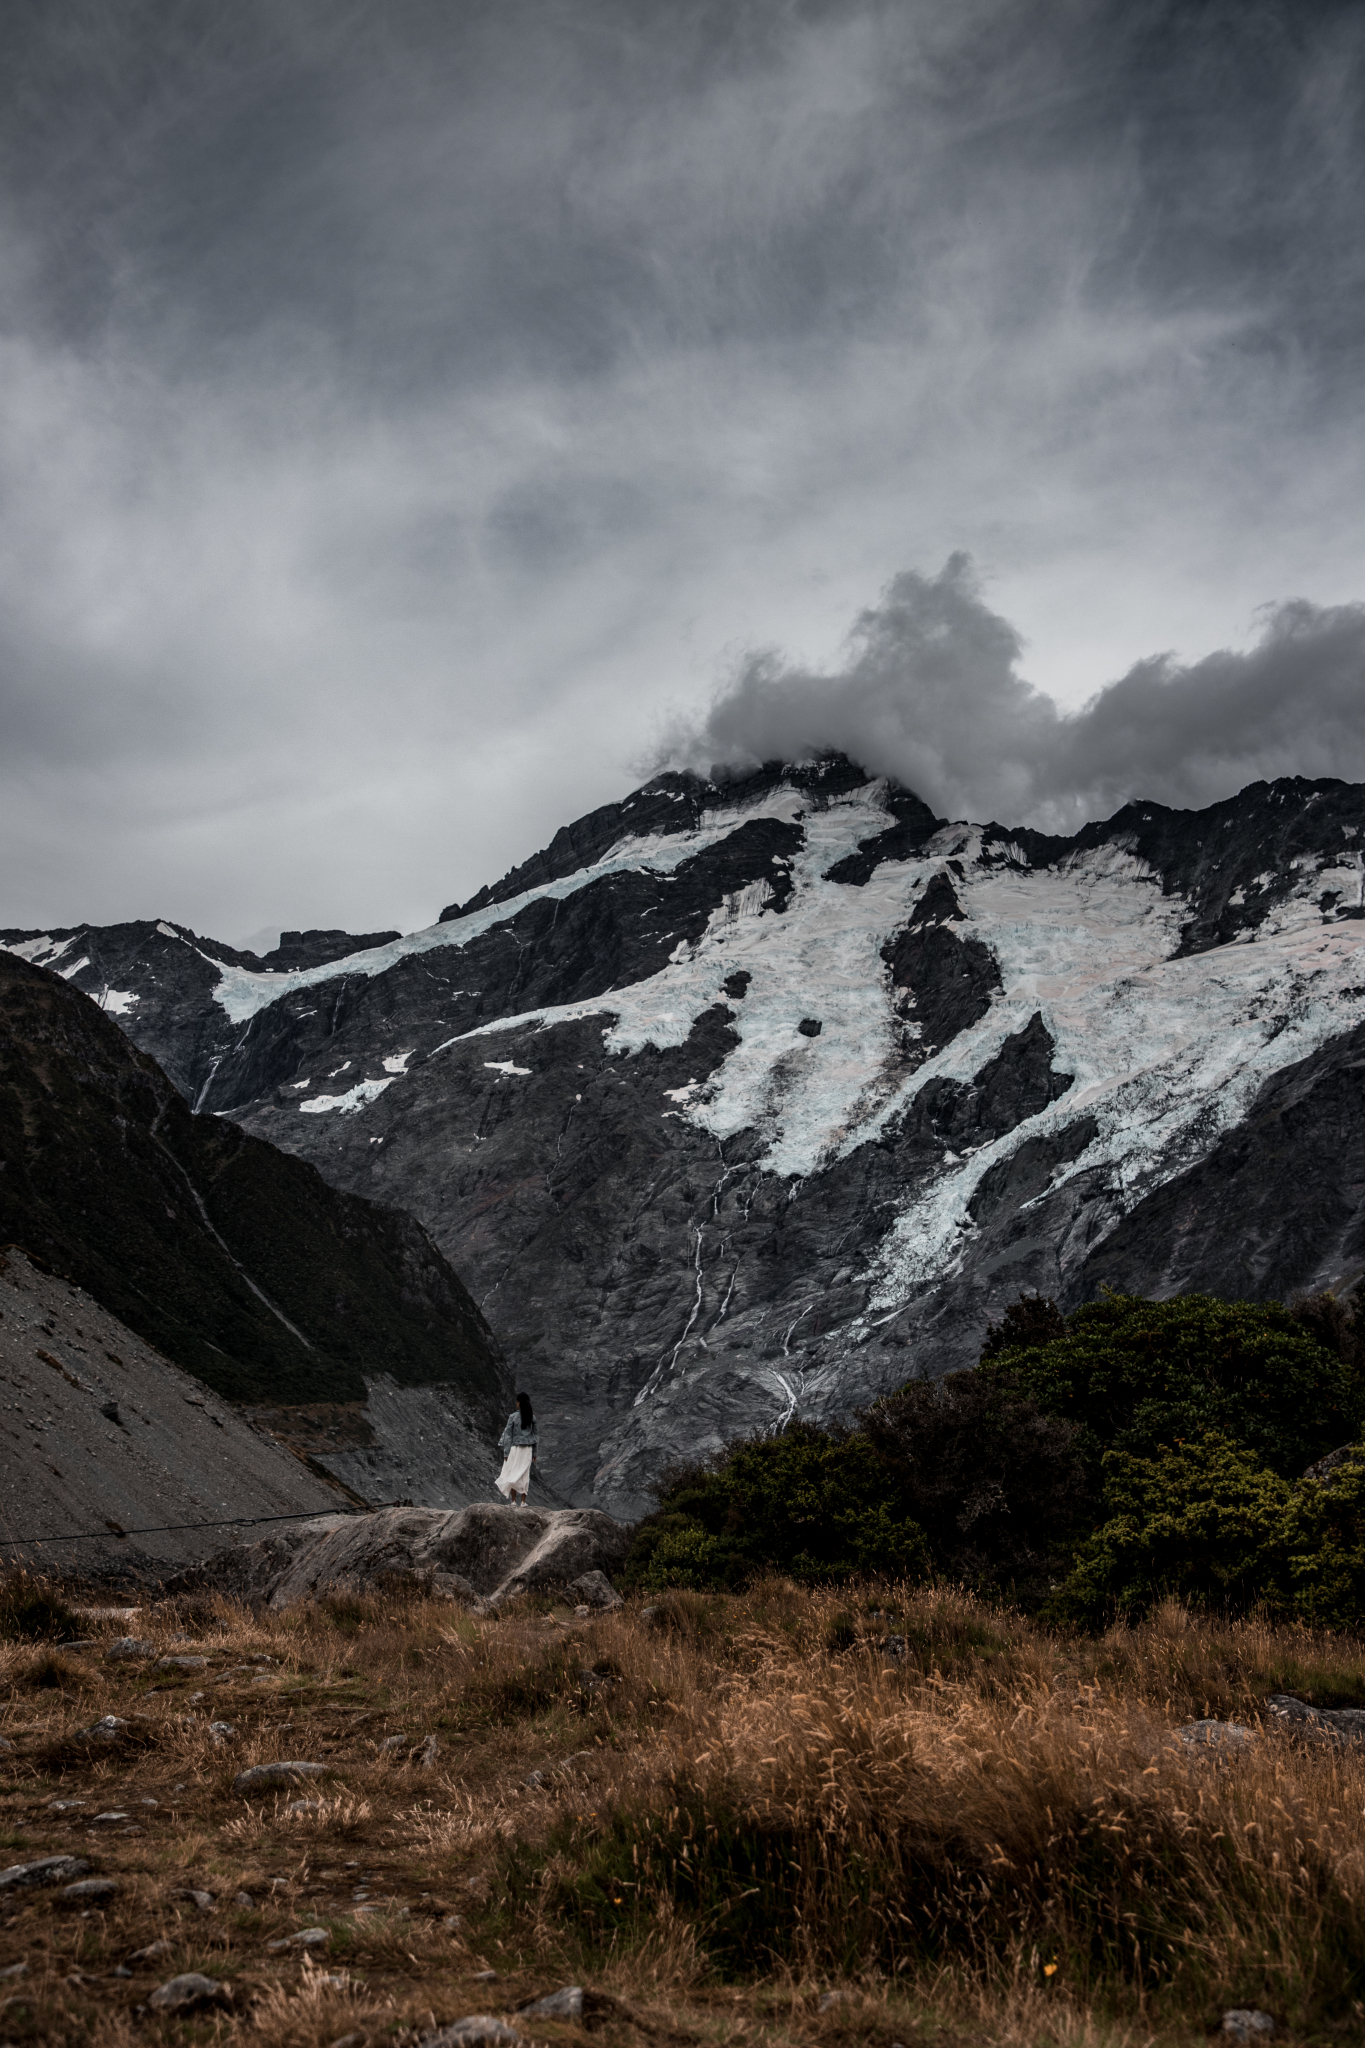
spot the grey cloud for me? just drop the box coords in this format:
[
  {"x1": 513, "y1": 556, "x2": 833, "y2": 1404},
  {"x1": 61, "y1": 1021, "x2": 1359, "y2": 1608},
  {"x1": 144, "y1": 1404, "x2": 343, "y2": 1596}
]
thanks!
[
  {"x1": 666, "y1": 555, "x2": 1365, "y2": 828},
  {"x1": 0, "y1": 1, "x2": 1363, "y2": 939}
]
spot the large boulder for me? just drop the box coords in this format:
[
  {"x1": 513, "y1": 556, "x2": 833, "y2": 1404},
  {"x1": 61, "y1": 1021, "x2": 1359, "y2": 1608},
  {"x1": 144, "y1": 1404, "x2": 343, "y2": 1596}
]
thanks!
[{"x1": 245, "y1": 1504, "x2": 632, "y2": 1610}]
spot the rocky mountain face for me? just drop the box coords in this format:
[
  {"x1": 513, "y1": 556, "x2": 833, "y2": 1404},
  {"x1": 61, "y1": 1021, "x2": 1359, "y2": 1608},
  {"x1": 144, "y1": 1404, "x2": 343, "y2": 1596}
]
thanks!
[
  {"x1": 0, "y1": 952, "x2": 509, "y2": 1509},
  {"x1": 9, "y1": 759, "x2": 1365, "y2": 1519}
]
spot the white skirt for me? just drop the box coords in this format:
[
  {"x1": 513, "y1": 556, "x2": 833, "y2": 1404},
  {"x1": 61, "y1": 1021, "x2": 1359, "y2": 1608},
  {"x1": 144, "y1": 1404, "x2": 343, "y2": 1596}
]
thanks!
[{"x1": 496, "y1": 1443, "x2": 534, "y2": 1498}]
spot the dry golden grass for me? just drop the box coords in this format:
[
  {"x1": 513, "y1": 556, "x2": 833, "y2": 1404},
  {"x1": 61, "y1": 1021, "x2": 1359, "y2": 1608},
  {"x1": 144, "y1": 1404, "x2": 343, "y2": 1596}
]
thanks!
[{"x1": 1, "y1": 1577, "x2": 1363, "y2": 2046}]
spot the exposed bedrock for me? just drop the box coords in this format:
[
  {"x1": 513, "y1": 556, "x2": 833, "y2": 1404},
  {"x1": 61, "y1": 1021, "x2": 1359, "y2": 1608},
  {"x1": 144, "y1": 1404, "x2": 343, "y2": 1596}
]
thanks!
[{"x1": 218, "y1": 1503, "x2": 634, "y2": 1610}]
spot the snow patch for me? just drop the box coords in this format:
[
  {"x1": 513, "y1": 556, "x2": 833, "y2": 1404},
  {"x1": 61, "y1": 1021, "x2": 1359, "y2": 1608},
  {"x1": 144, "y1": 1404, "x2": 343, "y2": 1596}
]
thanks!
[
  {"x1": 298, "y1": 1078, "x2": 396, "y2": 1115},
  {"x1": 484, "y1": 1060, "x2": 532, "y2": 1078},
  {"x1": 382, "y1": 1050, "x2": 416, "y2": 1074},
  {"x1": 100, "y1": 990, "x2": 139, "y2": 1015}
]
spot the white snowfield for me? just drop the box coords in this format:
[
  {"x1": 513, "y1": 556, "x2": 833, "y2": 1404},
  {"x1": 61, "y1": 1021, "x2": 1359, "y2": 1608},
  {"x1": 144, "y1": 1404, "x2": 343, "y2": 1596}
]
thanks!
[{"x1": 270, "y1": 774, "x2": 1365, "y2": 1316}]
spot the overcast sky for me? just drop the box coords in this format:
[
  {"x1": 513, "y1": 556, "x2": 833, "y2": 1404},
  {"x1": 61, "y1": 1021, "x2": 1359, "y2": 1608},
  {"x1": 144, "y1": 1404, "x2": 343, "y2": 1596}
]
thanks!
[{"x1": 2, "y1": 0, "x2": 1363, "y2": 944}]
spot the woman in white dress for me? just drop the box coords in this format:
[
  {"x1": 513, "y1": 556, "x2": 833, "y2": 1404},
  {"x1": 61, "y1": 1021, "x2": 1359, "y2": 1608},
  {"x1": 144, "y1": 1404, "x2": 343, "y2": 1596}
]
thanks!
[{"x1": 495, "y1": 1392, "x2": 538, "y2": 1504}]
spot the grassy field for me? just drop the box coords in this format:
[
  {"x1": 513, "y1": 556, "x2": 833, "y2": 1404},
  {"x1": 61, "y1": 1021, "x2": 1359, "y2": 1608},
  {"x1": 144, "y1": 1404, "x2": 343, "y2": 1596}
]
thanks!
[{"x1": 3, "y1": 1577, "x2": 1365, "y2": 2046}]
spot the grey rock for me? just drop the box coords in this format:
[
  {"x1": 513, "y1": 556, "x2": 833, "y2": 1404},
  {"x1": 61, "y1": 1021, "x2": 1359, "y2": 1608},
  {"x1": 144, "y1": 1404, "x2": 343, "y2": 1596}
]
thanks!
[
  {"x1": 1222, "y1": 2012, "x2": 1275, "y2": 2040},
  {"x1": 566, "y1": 1570, "x2": 623, "y2": 1611},
  {"x1": 233, "y1": 1760, "x2": 328, "y2": 1792},
  {"x1": 1265, "y1": 1694, "x2": 1365, "y2": 1744},
  {"x1": 148, "y1": 1972, "x2": 232, "y2": 2012},
  {"x1": 0, "y1": 1855, "x2": 91, "y2": 1891},
  {"x1": 378, "y1": 1733, "x2": 408, "y2": 1753},
  {"x1": 209, "y1": 1721, "x2": 236, "y2": 1740},
  {"x1": 61, "y1": 1878, "x2": 120, "y2": 1904},
  {"x1": 1174, "y1": 1720, "x2": 1256, "y2": 1752},
  {"x1": 0, "y1": 1962, "x2": 26, "y2": 1981},
  {"x1": 879, "y1": 1634, "x2": 907, "y2": 1660},
  {"x1": 286, "y1": 1800, "x2": 326, "y2": 1815},
  {"x1": 518, "y1": 1987, "x2": 584, "y2": 2021},
  {"x1": 128, "y1": 1939, "x2": 174, "y2": 1964},
  {"x1": 156, "y1": 1654, "x2": 207, "y2": 1671},
  {"x1": 251, "y1": 1502, "x2": 631, "y2": 1610},
  {"x1": 234, "y1": 1891, "x2": 254, "y2": 1908},
  {"x1": 415, "y1": 1732, "x2": 440, "y2": 1768},
  {"x1": 817, "y1": 1988, "x2": 853, "y2": 2012},
  {"x1": 175, "y1": 1888, "x2": 217, "y2": 1913},
  {"x1": 105, "y1": 1637, "x2": 156, "y2": 1662},
  {"x1": 1302, "y1": 1444, "x2": 1363, "y2": 1482},
  {"x1": 420, "y1": 2021, "x2": 523, "y2": 2048},
  {"x1": 267, "y1": 1927, "x2": 330, "y2": 1951},
  {"x1": 74, "y1": 1714, "x2": 130, "y2": 1741}
]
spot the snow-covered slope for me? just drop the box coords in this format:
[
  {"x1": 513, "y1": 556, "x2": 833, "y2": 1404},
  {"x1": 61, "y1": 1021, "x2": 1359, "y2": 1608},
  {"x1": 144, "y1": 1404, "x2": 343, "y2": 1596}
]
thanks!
[{"x1": 10, "y1": 758, "x2": 1365, "y2": 1516}]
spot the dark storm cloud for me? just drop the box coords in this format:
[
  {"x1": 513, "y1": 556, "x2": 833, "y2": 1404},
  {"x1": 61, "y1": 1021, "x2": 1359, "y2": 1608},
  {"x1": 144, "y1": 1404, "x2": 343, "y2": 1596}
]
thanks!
[
  {"x1": 0, "y1": 1, "x2": 1363, "y2": 936},
  {"x1": 669, "y1": 554, "x2": 1365, "y2": 827}
]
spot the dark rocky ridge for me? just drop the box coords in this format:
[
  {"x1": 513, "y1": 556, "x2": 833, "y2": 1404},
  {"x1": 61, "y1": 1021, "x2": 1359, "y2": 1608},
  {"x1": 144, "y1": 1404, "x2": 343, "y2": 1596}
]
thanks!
[
  {"x1": 11, "y1": 758, "x2": 1365, "y2": 1515},
  {"x1": 0, "y1": 951, "x2": 507, "y2": 1424}
]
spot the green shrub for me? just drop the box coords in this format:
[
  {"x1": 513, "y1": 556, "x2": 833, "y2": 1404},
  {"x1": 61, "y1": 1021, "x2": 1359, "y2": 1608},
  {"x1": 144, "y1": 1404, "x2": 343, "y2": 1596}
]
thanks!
[
  {"x1": 624, "y1": 1423, "x2": 928, "y2": 1592},
  {"x1": 981, "y1": 1290, "x2": 1363, "y2": 1480},
  {"x1": 1054, "y1": 1432, "x2": 1295, "y2": 1624}
]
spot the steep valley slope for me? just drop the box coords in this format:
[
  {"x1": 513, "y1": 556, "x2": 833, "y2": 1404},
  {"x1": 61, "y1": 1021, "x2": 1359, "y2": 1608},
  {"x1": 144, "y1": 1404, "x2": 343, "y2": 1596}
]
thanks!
[
  {"x1": 9, "y1": 759, "x2": 1365, "y2": 1518},
  {"x1": 0, "y1": 953, "x2": 510, "y2": 1521}
]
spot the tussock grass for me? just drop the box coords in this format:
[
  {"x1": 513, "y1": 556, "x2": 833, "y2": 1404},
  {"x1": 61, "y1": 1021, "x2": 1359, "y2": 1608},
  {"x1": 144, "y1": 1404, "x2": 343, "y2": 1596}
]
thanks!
[{"x1": 1, "y1": 1573, "x2": 1364, "y2": 2045}]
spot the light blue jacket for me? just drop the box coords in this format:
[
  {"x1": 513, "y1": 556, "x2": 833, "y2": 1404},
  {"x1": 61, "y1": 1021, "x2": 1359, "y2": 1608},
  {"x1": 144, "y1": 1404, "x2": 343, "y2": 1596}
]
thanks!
[{"x1": 499, "y1": 1410, "x2": 538, "y2": 1453}]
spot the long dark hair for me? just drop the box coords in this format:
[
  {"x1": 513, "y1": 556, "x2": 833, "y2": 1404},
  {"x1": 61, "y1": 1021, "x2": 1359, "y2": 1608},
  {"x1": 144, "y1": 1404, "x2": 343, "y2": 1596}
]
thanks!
[{"x1": 517, "y1": 1391, "x2": 533, "y2": 1428}]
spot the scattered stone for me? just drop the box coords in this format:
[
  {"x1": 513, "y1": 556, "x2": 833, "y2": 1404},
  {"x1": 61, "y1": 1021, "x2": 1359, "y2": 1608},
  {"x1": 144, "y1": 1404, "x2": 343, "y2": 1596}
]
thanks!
[
  {"x1": 471, "y1": 1968, "x2": 500, "y2": 1982},
  {"x1": 74, "y1": 1714, "x2": 130, "y2": 1742},
  {"x1": 267, "y1": 1927, "x2": 330, "y2": 1951},
  {"x1": 0, "y1": 1856, "x2": 91, "y2": 1892},
  {"x1": 209, "y1": 1721, "x2": 236, "y2": 1742},
  {"x1": 105, "y1": 1638, "x2": 155, "y2": 1662},
  {"x1": 415, "y1": 1732, "x2": 440, "y2": 1768},
  {"x1": 574, "y1": 1605, "x2": 591, "y2": 1618},
  {"x1": 378, "y1": 1733, "x2": 408, "y2": 1753},
  {"x1": 420, "y1": 2021, "x2": 523, "y2": 2048},
  {"x1": 148, "y1": 1972, "x2": 232, "y2": 2012},
  {"x1": 91, "y1": 1811, "x2": 129, "y2": 1825},
  {"x1": 287, "y1": 1800, "x2": 327, "y2": 1816},
  {"x1": 1266, "y1": 1694, "x2": 1365, "y2": 1745},
  {"x1": 129, "y1": 1939, "x2": 174, "y2": 1964},
  {"x1": 818, "y1": 1988, "x2": 853, "y2": 2012},
  {"x1": 61, "y1": 1878, "x2": 120, "y2": 1904},
  {"x1": 233, "y1": 1760, "x2": 328, "y2": 1792},
  {"x1": 330, "y1": 2034, "x2": 367, "y2": 2048},
  {"x1": 0, "y1": 1737, "x2": 12, "y2": 1752},
  {"x1": 139, "y1": 1797, "x2": 159, "y2": 1807},
  {"x1": 59, "y1": 1637, "x2": 96, "y2": 1649},
  {"x1": 1175, "y1": 1720, "x2": 1257, "y2": 1753},
  {"x1": 1222, "y1": 2013, "x2": 1276, "y2": 2040},
  {"x1": 0, "y1": 1962, "x2": 27, "y2": 1981},
  {"x1": 639, "y1": 1605, "x2": 659, "y2": 1624},
  {"x1": 879, "y1": 1634, "x2": 907, "y2": 1660},
  {"x1": 112, "y1": 1964, "x2": 133, "y2": 1977},
  {"x1": 576, "y1": 1666, "x2": 614, "y2": 1696},
  {"x1": 156, "y1": 1654, "x2": 208, "y2": 1671},
  {"x1": 522, "y1": 1769, "x2": 546, "y2": 1789},
  {"x1": 566, "y1": 1570, "x2": 623, "y2": 1612},
  {"x1": 234, "y1": 1891, "x2": 254, "y2": 1908},
  {"x1": 517, "y1": 1986, "x2": 583, "y2": 2021},
  {"x1": 174, "y1": 1889, "x2": 217, "y2": 1913},
  {"x1": 48, "y1": 1798, "x2": 86, "y2": 1811},
  {"x1": 442, "y1": 1913, "x2": 465, "y2": 1932}
]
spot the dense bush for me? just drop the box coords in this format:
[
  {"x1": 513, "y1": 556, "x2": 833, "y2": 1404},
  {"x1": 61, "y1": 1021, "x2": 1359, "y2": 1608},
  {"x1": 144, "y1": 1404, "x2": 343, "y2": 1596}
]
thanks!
[
  {"x1": 0, "y1": 1571, "x2": 78, "y2": 1642},
  {"x1": 624, "y1": 1287, "x2": 1365, "y2": 1624},
  {"x1": 1056, "y1": 1432, "x2": 1365, "y2": 1627},
  {"x1": 623, "y1": 1423, "x2": 929, "y2": 1592},
  {"x1": 979, "y1": 1289, "x2": 1365, "y2": 1480}
]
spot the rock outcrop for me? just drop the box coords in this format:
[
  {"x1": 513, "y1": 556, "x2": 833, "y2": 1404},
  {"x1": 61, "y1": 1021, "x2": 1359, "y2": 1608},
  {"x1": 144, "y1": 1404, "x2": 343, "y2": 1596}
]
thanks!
[{"x1": 210, "y1": 1503, "x2": 633, "y2": 1610}]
